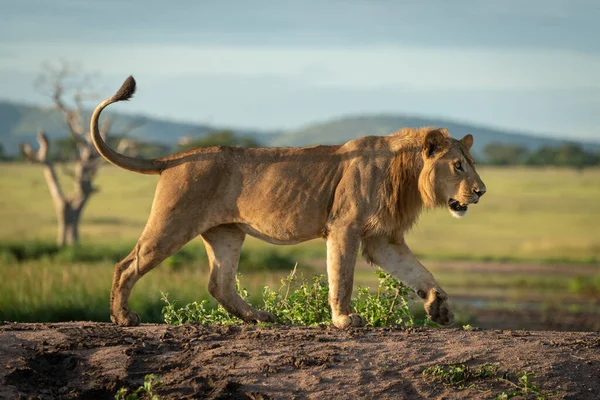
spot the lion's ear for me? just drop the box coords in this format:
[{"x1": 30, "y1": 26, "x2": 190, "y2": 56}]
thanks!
[
  {"x1": 460, "y1": 134, "x2": 474, "y2": 150},
  {"x1": 423, "y1": 130, "x2": 447, "y2": 158}
]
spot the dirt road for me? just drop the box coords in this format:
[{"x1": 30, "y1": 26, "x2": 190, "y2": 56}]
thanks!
[{"x1": 1, "y1": 322, "x2": 598, "y2": 399}]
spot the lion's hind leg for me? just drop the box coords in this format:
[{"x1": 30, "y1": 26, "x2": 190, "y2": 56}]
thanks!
[
  {"x1": 202, "y1": 225, "x2": 276, "y2": 323},
  {"x1": 111, "y1": 236, "x2": 190, "y2": 326},
  {"x1": 110, "y1": 243, "x2": 159, "y2": 326},
  {"x1": 110, "y1": 202, "x2": 205, "y2": 326}
]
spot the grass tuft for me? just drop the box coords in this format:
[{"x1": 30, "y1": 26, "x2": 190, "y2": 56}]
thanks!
[
  {"x1": 115, "y1": 374, "x2": 162, "y2": 400},
  {"x1": 423, "y1": 362, "x2": 553, "y2": 399}
]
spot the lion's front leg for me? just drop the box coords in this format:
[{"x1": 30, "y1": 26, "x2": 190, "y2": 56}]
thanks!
[
  {"x1": 326, "y1": 227, "x2": 365, "y2": 329},
  {"x1": 362, "y1": 236, "x2": 455, "y2": 326}
]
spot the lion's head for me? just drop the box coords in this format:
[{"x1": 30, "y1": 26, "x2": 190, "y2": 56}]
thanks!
[{"x1": 418, "y1": 129, "x2": 486, "y2": 218}]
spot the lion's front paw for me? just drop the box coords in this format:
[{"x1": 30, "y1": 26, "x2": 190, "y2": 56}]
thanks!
[
  {"x1": 332, "y1": 313, "x2": 366, "y2": 329},
  {"x1": 111, "y1": 310, "x2": 141, "y2": 327},
  {"x1": 423, "y1": 289, "x2": 454, "y2": 326}
]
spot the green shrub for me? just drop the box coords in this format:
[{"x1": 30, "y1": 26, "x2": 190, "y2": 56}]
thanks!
[
  {"x1": 162, "y1": 267, "x2": 419, "y2": 327},
  {"x1": 352, "y1": 270, "x2": 414, "y2": 327},
  {"x1": 161, "y1": 292, "x2": 243, "y2": 326},
  {"x1": 0, "y1": 248, "x2": 18, "y2": 265},
  {"x1": 262, "y1": 266, "x2": 331, "y2": 325},
  {"x1": 0, "y1": 241, "x2": 60, "y2": 261}
]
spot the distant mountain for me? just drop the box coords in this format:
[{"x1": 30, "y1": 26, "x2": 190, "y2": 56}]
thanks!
[
  {"x1": 273, "y1": 114, "x2": 600, "y2": 158},
  {"x1": 2, "y1": 101, "x2": 598, "y2": 159},
  {"x1": 0, "y1": 100, "x2": 278, "y2": 154}
]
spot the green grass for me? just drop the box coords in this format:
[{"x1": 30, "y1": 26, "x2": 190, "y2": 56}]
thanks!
[
  {"x1": 0, "y1": 240, "x2": 298, "y2": 272},
  {"x1": 1, "y1": 163, "x2": 599, "y2": 262},
  {"x1": 407, "y1": 167, "x2": 600, "y2": 263},
  {"x1": 0, "y1": 259, "x2": 295, "y2": 323},
  {"x1": 568, "y1": 275, "x2": 600, "y2": 296},
  {"x1": 422, "y1": 363, "x2": 553, "y2": 399},
  {"x1": 422, "y1": 362, "x2": 500, "y2": 389}
]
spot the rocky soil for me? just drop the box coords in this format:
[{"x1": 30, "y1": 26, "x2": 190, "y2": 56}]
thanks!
[{"x1": 1, "y1": 322, "x2": 599, "y2": 399}]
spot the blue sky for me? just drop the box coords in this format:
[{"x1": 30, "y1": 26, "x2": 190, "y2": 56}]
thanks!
[{"x1": 1, "y1": 0, "x2": 599, "y2": 140}]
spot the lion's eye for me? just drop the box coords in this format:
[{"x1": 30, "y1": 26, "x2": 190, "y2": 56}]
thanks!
[{"x1": 454, "y1": 162, "x2": 463, "y2": 171}]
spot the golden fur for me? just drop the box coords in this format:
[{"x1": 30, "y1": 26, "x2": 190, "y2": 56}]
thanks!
[{"x1": 91, "y1": 77, "x2": 487, "y2": 328}]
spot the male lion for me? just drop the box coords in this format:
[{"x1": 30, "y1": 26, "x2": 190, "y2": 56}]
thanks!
[{"x1": 91, "y1": 76, "x2": 487, "y2": 328}]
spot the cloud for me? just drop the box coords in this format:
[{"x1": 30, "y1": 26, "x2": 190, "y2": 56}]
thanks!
[
  {"x1": 2, "y1": 1, "x2": 599, "y2": 52},
  {"x1": 1, "y1": 1, "x2": 598, "y2": 139},
  {"x1": 1, "y1": 43, "x2": 599, "y2": 93}
]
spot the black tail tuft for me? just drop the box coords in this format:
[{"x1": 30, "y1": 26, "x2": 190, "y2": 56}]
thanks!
[{"x1": 112, "y1": 75, "x2": 137, "y2": 102}]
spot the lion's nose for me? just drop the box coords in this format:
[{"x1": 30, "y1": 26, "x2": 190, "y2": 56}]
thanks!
[{"x1": 473, "y1": 188, "x2": 486, "y2": 197}]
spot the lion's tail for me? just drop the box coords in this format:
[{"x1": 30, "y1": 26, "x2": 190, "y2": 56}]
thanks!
[{"x1": 90, "y1": 76, "x2": 165, "y2": 175}]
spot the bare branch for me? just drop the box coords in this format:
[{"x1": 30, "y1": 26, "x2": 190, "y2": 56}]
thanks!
[
  {"x1": 87, "y1": 155, "x2": 105, "y2": 171},
  {"x1": 21, "y1": 131, "x2": 51, "y2": 163},
  {"x1": 57, "y1": 95, "x2": 86, "y2": 144},
  {"x1": 37, "y1": 131, "x2": 50, "y2": 162},
  {"x1": 21, "y1": 143, "x2": 36, "y2": 162},
  {"x1": 36, "y1": 61, "x2": 90, "y2": 144},
  {"x1": 42, "y1": 165, "x2": 66, "y2": 204},
  {"x1": 79, "y1": 143, "x2": 95, "y2": 163},
  {"x1": 21, "y1": 131, "x2": 66, "y2": 203},
  {"x1": 116, "y1": 139, "x2": 136, "y2": 154},
  {"x1": 59, "y1": 163, "x2": 76, "y2": 181}
]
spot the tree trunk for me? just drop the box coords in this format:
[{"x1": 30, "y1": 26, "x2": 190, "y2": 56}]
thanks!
[
  {"x1": 56, "y1": 204, "x2": 82, "y2": 247},
  {"x1": 21, "y1": 65, "x2": 126, "y2": 249}
]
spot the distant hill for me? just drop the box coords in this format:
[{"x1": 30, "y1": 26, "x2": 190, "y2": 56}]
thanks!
[
  {"x1": 273, "y1": 114, "x2": 600, "y2": 158},
  {"x1": 0, "y1": 100, "x2": 278, "y2": 155},
  {"x1": 2, "y1": 101, "x2": 598, "y2": 159}
]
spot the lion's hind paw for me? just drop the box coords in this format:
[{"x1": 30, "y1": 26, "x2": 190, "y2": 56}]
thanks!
[
  {"x1": 254, "y1": 310, "x2": 276, "y2": 323},
  {"x1": 111, "y1": 310, "x2": 141, "y2": 327}
]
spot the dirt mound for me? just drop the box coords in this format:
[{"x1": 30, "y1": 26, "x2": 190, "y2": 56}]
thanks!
[{"x1": 1, "y1": 322, "x2": 598, "y2": 399}]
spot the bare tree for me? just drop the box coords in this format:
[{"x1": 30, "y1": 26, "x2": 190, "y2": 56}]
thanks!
[{"x1": 21, "y1": 62, "x2": 132, "y2": 247}]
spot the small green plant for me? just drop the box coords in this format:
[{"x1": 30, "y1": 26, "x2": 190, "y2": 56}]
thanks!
[
  {"x1": 422, "y1": 362, "x2": 499, "y2": 389},
  {"x1": 162, "y1": 267, "x2": 418, "y2": 327},
  {"x1": 352, "y1": 270, "x2": 414, "y2": 327},
  {"x1": 496, "y1": 372, "x2": 553, "y2": 400},
  {"x1": 115, "y1": 374, "x2": 162, "y2": 400},
  {"x1": 160, "y1": 280, "x2": 249, "y2": 325},
  {"x1": 423, "y1": 363, "x2": 552, "y2": 399},
  {"x1": 262, "y1": 265, "x2": 331, "y2": 325}
]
